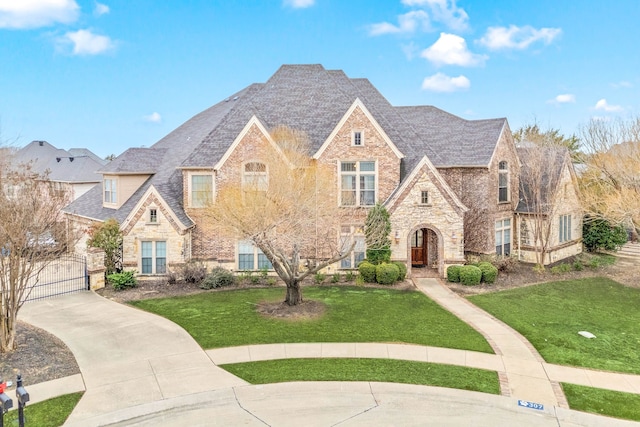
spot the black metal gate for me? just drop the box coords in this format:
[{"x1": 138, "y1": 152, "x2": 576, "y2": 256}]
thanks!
[{"x1": 25, "y1": 253, "x2": 89, "y2": 302}]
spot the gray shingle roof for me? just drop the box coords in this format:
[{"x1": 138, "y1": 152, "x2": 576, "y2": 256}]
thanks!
[
  {"x1": 66, "y1": 64, "x2": 507, "y2": 227},
  {"x1": 12, "y1": 140, "x2": 106, "y2": 183}
]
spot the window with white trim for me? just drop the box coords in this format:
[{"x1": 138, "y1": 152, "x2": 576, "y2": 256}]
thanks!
[
  {"x1": 104, "y1": 178, "x2": 117, "y2": 204},
  {"x1": 149, "y1": 208, "x2": 158, "y2": 223},
  {"x1": 420, "y1": 190, "x2": 429, "y2": 205},
  {"x1": 352, "y1": 131, "x2": 363, "y2": 146},
  {"x1": 498, "y1": 161, "x2": 509, "y2": 203},
  {"x1": 340, "y1": 161, "x2": 376, "y2": 206},
  {"x1": 190, "y1": 175, "x2": 213, "y2": 207},
  {"x1": 238, "y1": 240, "x2": 272, "y2": 270},
  {"x1": 520, "y1": 218, "x2": 530, "y2": 245},
  {"x1": 339, "y1": 226, "x2": 366, "y2": 269},
  {"x1": 495, "y1": 218, "x2": 511, "y2": 256},
  {"x1": 141, "y1": 241, "x2": 166, "y2": 274},
  {"x1": 243, "y1": 162, "x2": 268, "y2": 191},
  {"x1": 559, "y1": 214, "x2": 572, "y2": 243}
]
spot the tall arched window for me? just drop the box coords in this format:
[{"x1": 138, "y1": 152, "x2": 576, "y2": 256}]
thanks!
[
  {"x1": 498, "y1": 161, "x2": 509, "y2": 202},
  {"x1": 243, "y1": 162, "x2": 268, "y2": 191}
]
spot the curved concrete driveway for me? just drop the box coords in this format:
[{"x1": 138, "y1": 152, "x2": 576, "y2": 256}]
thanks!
[{"x1": 20, "y1": 290, "x2": 639, "y2": 426}]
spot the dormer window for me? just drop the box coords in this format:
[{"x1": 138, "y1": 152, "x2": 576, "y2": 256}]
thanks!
[
  {"x1": 104, "y1": 178, "x2": 117, "y2": 204},
  {"x1": 498, "y1": 161, "x2": 509, "y2": 203},
  {"x1": 352, "y1": 131, "x2": 363, "y2": 146}
]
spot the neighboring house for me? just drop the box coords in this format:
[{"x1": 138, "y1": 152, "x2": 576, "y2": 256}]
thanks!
[
  {"x1": 515, "y1": 145, "x2": 583, "y2": 265},
  {"x1": 11, "y1": 140, "x2": 108, "y2": 201},
  {"x1": 64, "y1": 64, "x2": 580, "y2": 278}
]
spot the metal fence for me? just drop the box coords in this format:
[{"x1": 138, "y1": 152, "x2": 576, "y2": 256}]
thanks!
[{"x1": 24, "y1": 253, "x2": 89, "y2": 302}]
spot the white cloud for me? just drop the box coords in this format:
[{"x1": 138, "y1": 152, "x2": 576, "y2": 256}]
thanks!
[
  {"x1": 369, "y1": 10, "x2": 430, "y2": 36},
  {"x1": 594, "y1": 99, "x2": 623, "y2": 112},
  {"x1": 94, "y1": 2, "x2": 109, "y2": 16},
  {"x1": 477, "y1": 25, "x2": 561, "y2": 50},
  {"x1": 402, "y1": 0, "x2": 468, "y2": 31},
  {"x1": 143, "y1": 112, "x2": 162, "y2": 123},
  {"x1": 548, "y1": 94, "x2": 575, "y2": 104},
  {"x1": 60, "y1": 29, "x2": 114, "y2": 55},
  {"x1": 421, "y1": 72, "x2": 470, "y2": 92},
  {"x1": 0, "y1": 0, "x2": 79, "y2": 29},
  {"x1": 611, "y1": 81, "x2": 632, "y2": 89},
  {"x1": 421, "y1": 33, "x2": 487, "y2": 67},
  {"x1": 283, "y1": 0, "x2": 315, "y2": 8}
]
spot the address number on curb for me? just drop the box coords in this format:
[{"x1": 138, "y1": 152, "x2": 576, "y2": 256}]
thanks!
[{"x1": 518, "y1": 400, "x2": 544, "y2": 410}]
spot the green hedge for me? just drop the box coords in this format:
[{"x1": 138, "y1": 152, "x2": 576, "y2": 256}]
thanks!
[
  {"x1": 358, "y1": 261, "x2": 377, "y2": 283},
  {"x1": 477, "y1": 262, "x2": 498, "y2": 284},
  {"x1": 392, "y1": 261, "x2": 407, "y2": 281},
  {"x1": 376, "y1": 263, "x2": 400, "y2": 285},
  {"x1": 459, "y1": 265, "x2": 482, "y2": 286},
  {"x1": 447, "y1": 265, "x2": 462, "y2": 283}
]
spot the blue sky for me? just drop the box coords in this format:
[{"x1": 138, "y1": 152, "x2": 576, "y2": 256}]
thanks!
[{"x1": 1, "y1": 0, "x2": 638, "y2": 159}]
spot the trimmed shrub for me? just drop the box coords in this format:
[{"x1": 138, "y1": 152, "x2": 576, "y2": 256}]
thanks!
[
  {"x1": 447, "y1": 265, "x2": 462, "y2": 283},
  {"x1": 358, "y1": 261, "x2": 377, "y2": 283},
  {"x1": 459, "y1": 265, "x2": 482, "y2": 286},
  {"x1": 314, "y1": 272, "x2": 326, "y2": 284},
  {"x1": 392, "y1": 261, "x2": 407, "y2": 281},
  {"x1": 200, "y1": 268, "x2": 236, "y2": 289},
  {"x1": 583, "y1": 218, "x2": 628, "y2": 252},
  {"x1": 477, "y1": 262, "x2": 498, "y2": 284},
  {"x1": 107, "y1": 270, "x2": 137, "y2": 290},
  {"x1": 376, "y1": 263, "x2": 400, "y2": 285}
]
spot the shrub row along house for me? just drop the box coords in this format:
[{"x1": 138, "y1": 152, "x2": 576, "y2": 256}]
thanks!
[{"x1": 64, "y1": 64, "x2": 582, "y2": 278}]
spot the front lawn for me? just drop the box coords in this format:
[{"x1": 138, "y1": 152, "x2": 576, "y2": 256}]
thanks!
[
  {"x1": 4, "y1": 392, "x2": 83, "y2": 427},
  {"x1": 131, "y1": 286, "x2": 493, "y2": 353},
  {"x1": 563, "y1": 383, "x2": 640, "y2": 422},
  {"x1": 222, "y1": 358, "x2": 500, "y2": 394},
  {"x1": 468, "y1": 278, "x2": 640, "y2": 374}
]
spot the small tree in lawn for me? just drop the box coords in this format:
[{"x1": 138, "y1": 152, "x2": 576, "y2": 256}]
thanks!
[
  {"x1": 0, "y1": 162, "x2": 71, "y2": 352},
  {"x1": 207, "y1": 126, "x2": 357, "y2": 306},
  {"x1": 87, "y1": 219, "x2": 123, "y2": 275},
  {"x1": 364, "y1": 203, "x2": 391, "y2": 264}
]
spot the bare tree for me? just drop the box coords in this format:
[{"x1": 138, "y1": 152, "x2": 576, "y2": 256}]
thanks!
[
  {"x1": 207, "y1": 127, "x2": 357, "y2": 305},
  {"x1": 0, "y1": 160, "x2": 72, "y2": 352},
  {"x1": 579, "y1": 117, "x2": 640, "y2": 240},
  {"x1": 517, "y1": 142, "x2": 570, "y2": 266}
]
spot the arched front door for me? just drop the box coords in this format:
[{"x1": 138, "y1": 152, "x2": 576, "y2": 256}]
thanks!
[{"x1": 411, "y1": 228, "x2": 428, "y2": 267}]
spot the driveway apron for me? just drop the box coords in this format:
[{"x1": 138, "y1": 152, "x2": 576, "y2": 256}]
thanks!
[{"x1": 19, "y1": 292, "x2": 247, "y2": 423}]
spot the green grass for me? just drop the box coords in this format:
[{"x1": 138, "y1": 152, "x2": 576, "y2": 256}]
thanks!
[
  {"x1": 131, "y1": 286, "x2": 493, "y2": 353},
  {"x1": 563, "y1": 383, "x2": 640, "y2": 422},
  {"x1": 468, "y1": 278, "x2": 640, "y2": 374},
  {"x1": 222, "y1": 358, "x2": 500, "y2": 395},
  {"x1": 4, "y1": 392, "x2": 83, "y2": 427}
]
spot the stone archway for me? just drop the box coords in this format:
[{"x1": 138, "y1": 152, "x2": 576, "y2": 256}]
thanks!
[{"x1": 406, "y1": 224, "x2": 444, "y2": 278}]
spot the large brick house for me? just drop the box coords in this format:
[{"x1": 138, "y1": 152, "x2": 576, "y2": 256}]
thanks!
[{"x1": 64, "y1": 64, "x2": 582, "y2": 277}]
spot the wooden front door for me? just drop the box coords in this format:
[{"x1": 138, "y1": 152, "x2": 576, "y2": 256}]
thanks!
[{"x1": 411, "y1": 229, "x2": 428, "y2": 266}]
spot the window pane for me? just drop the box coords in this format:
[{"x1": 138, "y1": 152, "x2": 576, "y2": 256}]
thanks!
[
  {"x1": 141, "y1": 241, "x2": 152, "y2": 258},
  {"x1": 257, "y1": 253, "x2": 272, "y2": 269},
  {"x1": 142, "y1": 258, "x2": 152, "y2": 274},
  {"x1": 499, "y1": 161, "x2": 507, "y2": 170},
  {"x1": 156, "y1": 241, "x2": 166, "y2": 258},
  {"x1": 504, "y1": 243, "x2": 511, "y2": 256},
  {"x1": 504, "y1": 219, "x2": 511, "y2": 227},
  {"x1": 360, "y1": 161, "x2": 375, "y2": 172},
  {"x1": 495, "y1": 230, "x2": 502, "y2": 246},
  {"x1": 238, "y1": 255, "x2": 254, "y2": 270},
  {"x1": 340, "y1": 257, "x2": 352, "y2": 268},
  {"x1": 341, "y1": 162, "x2": 356, "y2": 172},
  {"x1": 192, "y1": 175, "x2": 212, "y2": 207},
  {"x1": 156, "y1": 257, "x2": 166, "y2": 274}
]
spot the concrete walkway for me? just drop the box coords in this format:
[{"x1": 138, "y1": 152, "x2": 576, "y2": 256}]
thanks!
[{"x1": 16, "y1": 287, "x2": 640, "y2": 426}]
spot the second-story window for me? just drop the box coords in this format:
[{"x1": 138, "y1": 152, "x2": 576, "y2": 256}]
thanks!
[
  {"x1": 498, "y1": 161, "x2": 509, "y2": 202},
  {"x1": 104, "y1": 178, "x2": 116, "y2": 204},
  {"x1": 340, "y1": 161, "x2": 376, "y2": 206},
  {"x1": 243, "y1": 162, "x2": 268, "y2": 191},
  {"x1": 191, "y1": 175, "x2": 213, "y2": 207},
  {"x1": 149, "y1": 208, "x2": 158, "y2": 223}
]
